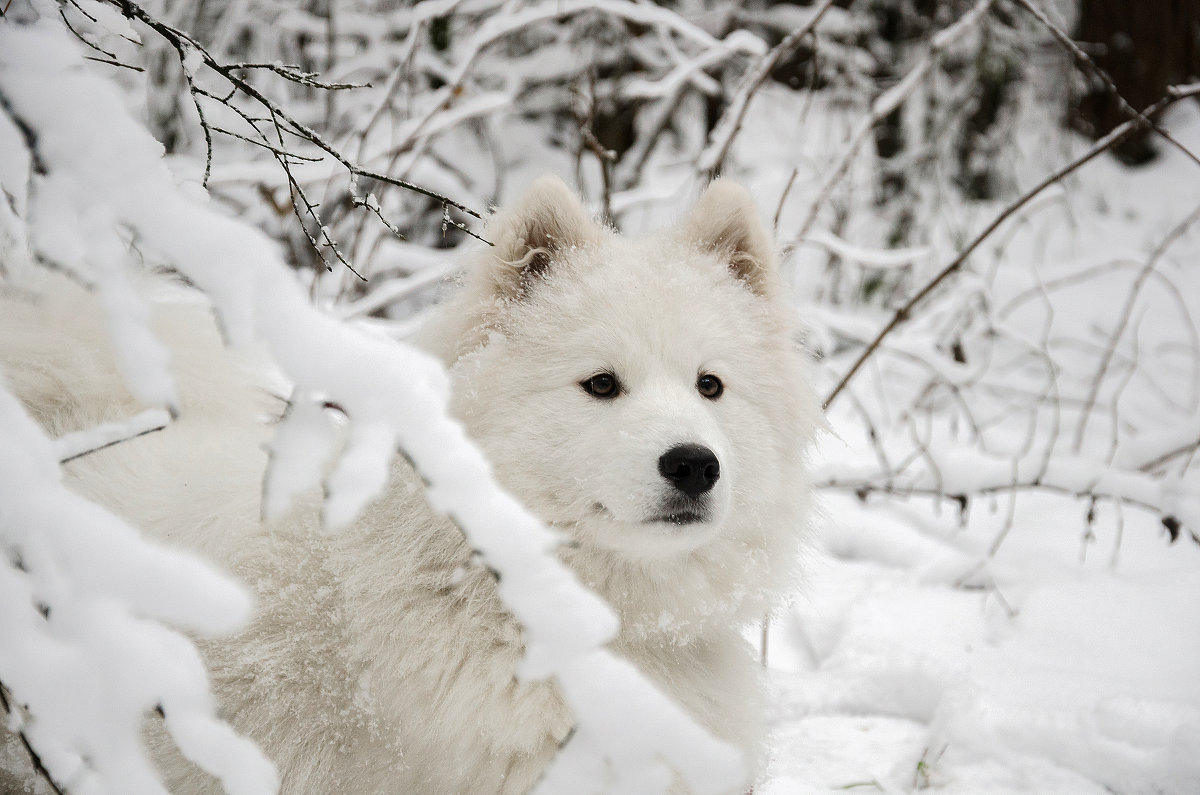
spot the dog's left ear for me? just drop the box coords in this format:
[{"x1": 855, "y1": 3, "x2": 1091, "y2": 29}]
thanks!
[{"x1": 682, "y1": 181, "x2": 777, "y2": 296}]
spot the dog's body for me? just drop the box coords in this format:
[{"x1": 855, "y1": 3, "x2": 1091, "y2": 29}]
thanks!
[{"x1": 1, "y1": 178, "x2": 818, "y2": 794}]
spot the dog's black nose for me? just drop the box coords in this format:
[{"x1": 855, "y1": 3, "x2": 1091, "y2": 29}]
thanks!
[{"x1": 658, "y1": 444, "x2": 720, "y2": 498}]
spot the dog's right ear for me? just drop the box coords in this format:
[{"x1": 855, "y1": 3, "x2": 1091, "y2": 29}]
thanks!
[
  {"x1": 484, "y1": 176, "x2": 598, "y2": 298},
  {"x1": 681, "y1": 180, "x2": 778, "y2": 298}
]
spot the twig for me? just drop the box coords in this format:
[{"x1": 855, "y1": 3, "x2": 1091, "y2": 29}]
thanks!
[
  {"x1": 224, "y1": 62, "x2": 367, "y2": 91},
  {"x1": 98, "y1": 0, "x2": 488, "y2": 278},
  {"x1": 82, "y1": 55, "x2": 145, "y2": 72},
  {"x1": 574, "y1": 73, "x2": 615, "y2": 226},
  {"x1": 793, "y1": 0, "x2": 995, "y2": 245},
  {"x1": 193, "y1": 84, "x2": 360, "y2": 277},
  {"x1": 822, "y1": 83, "x2": 1200, "y2": 411},
  {"x1": 1137, "y1": 434, "x2": 1200, "y2": 473},
  {"x1": 352, "y1": 193, "x2": 408, "y2": 242},
  {"x1": 209, "y1": 125, "x2": 323, "y2": 161},
  {"x1": 0, "y1": 683, "x2": 67, "y2": 795},
  {"x1": 1072, "y1": 202, "x2": 1200, "y2": 451},
  {"x1": 59, "y1": 6, "x2": 117, "y2": 59},
  {"x1": 822, "y1": 479, "x2": 1170, "y2": 534},
  {"x1": 0, "y1": 86, "x2": 48, "y2": 175},
  {"x1": 772, "y1": 167, "x2": 798, "y2": 233},
  {"x1": 1010, "y1": 0, "x2": 1200, "y2": 169},
  {"x1": 177, "y1": 43, "x2": 215, "y2": 187},
  {"x1": 56, "y1": 409, "x2": 171, "y2": 463},
  {"x1": 699, "y1": 0, "x2": 836, "y2": 176}
]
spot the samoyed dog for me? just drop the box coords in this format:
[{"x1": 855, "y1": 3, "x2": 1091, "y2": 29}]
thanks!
[{"x1": 1, "y1": 176, "x2": 818, "y2": 793}]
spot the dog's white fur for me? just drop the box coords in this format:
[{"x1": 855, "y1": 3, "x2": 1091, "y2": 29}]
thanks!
[{"x1": 0, "y1": 177, "x2": 818, "y2": 794}]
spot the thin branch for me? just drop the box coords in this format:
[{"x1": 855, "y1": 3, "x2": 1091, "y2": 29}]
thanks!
[
  {"x1": 209, "y1": 125, "x2": 324, "y2": 162},
  {"x1": 351, "y1": 193, "x2": 407, "y2": 242},
  {"x1": 0, "y1": 683, "x2": 67, "y2": 795},
  {"x1": 56, "y1": 409, "x2": 170, "y2": 464},
  {"x1": 822, "y1": 479, "x2": 1168, "y2": 533},
  {"x1": 177, "y1": 44, "x2": 215, "y2": 186},
  {"x1": 699, "y1": 0, "x2": 836, "y2": 177},
  {"x1": 1011, "y1": 0, "x2": 1200, "y2": 169},
  {"x1": 224, "y1": 62, "x2": 368, "y2": 91},
  {"x1": 1137, "y1": 434, "x2": 1200, "y2": 474},
  {"x1": 574, "y1": 72, "x2": 615, "y2": 226},
  {"x1": 82, "y1": 55, "x2": 146, "y2": 72},
  {"x1": 823, "y1": 83, "x2": 1200, "y2": 411},
  {"x1": 794, "y1": 0, "x2": 995, "y2": 245},
  {"x1": 773, "y1": 167, "x2": 799, "y2": 233},
  {"x1": 59, "y1": 6, "x2": 117, "y2": 59},
  {"x1": 1072, "y1": 202, "x2": 1200, "y2": 451},
  {"x1": 0, "y1": 86, "x2": 48, "y2": 175},
  {"x1": 98, "y1": 0, "x2": 489, "y2": 278}
]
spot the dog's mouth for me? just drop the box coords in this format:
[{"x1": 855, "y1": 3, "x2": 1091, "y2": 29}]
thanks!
[
  {"x1": 649, "y1": 511, "x2": 707, "y2": 526},
  {"x1": 590, "y1": 502, "x2": 711, "y2": 526}
]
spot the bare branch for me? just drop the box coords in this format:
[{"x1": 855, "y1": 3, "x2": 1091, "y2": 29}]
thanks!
[
  {"x1": 772, "y1": 167, "x2": 799, "y2": 233},
  {"x1": 55, "y1": 409, "x2": 171, "y2": 464},
  {"x1": 1010, "y1": 0, "x2": 1200, "y2": 169},
  {"x1": 0, "y1": 683, "x2": 67, "y2": 795},
  {"x1": 823, "y1": 83, "x2": 1200, "y2": 411},
  {"x1": 224, "y1": 62, "x2": 368, "y2": 91},
  {"x1": 96, "y1": 0, "x2": 488, "y2": 280},
  {"x1": 59, "y1": 6, "x2": 116, "y2": 59},
  {"x1": 699, "y1": 0, "x2": 836, "y2": 177},
  {"x1": 1137, "y1": 435, "x2": 1200, "y2": 474},
  {"x1": 794, "y1": 0, "x2": 996, "y2": 246},
  {"x1": 1072, "y1": 202, "x2": 1200, "y2": 451},
  {"x1": 821, "y1": 478, "x2": 1171, "y2": 537}
]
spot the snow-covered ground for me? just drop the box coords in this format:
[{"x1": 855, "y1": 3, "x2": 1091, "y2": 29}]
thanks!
[
  {"x1": 764, "y1": 492, "x2": 1200, "y2": 793},
  {"x1": 744, "y1": 90, "x2": 1200, "y2": 794}
]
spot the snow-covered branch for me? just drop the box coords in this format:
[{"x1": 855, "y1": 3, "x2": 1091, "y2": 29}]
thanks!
[{"x1": 0, "y1": 386, "x2": 276, "y2": 795}]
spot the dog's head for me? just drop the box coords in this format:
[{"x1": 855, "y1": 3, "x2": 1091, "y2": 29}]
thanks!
[{"x1": 427, "y1": 177, "x2": 815, "y2": 561}]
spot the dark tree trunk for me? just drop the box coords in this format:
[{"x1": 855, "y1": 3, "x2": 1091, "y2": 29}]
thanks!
[{"x1": 1071, "y1": 0, "x2": 1200, "y2": 164}]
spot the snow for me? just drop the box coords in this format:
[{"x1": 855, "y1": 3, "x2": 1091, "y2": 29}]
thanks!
[
  {"x1": 537, "y1": 650, "x2": 744, "y2": 795},
  {"x1": 261, "y1": 395, "x2": 337, "y2": 523},
  {"x1": 721, "y1": 73, "x2": 1200, "y2": 792},
  {"x1": 760, "y1": 493, "x2": 1200, "y2": 794},
  {"x1": 5, "y1": 0, "x2": 1200, "y2": 793},
  {"x1": 802, "y1": 230, "x2": 931, "y2": 271}
]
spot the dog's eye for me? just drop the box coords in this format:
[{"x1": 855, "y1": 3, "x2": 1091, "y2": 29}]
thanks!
[
  {"x1": 581, "y1": 372, "x2": 620, "y2": 399},
  {"x1": 697, "y1": 374, "x2": 723, "y2": 399}
]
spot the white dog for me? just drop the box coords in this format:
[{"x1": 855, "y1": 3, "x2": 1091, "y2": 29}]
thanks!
[{"x1": 1, "y1": 177, "x2": 818, "y2": 793}]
